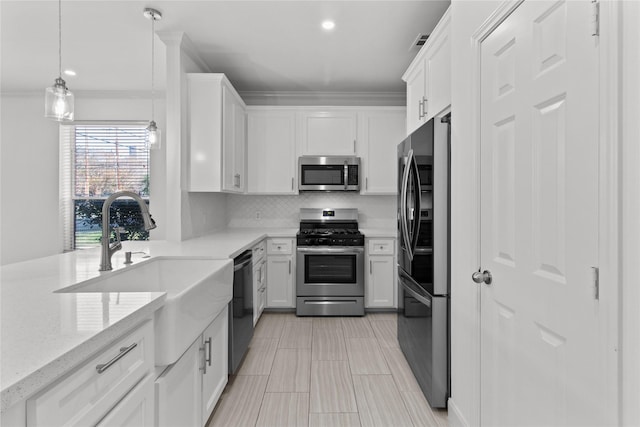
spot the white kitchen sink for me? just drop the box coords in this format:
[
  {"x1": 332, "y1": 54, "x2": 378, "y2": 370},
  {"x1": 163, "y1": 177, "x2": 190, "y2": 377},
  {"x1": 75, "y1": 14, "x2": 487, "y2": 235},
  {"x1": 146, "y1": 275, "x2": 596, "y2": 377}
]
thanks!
[{"x1": 56, "y1": 257, "x2": 233, "y2": 366}]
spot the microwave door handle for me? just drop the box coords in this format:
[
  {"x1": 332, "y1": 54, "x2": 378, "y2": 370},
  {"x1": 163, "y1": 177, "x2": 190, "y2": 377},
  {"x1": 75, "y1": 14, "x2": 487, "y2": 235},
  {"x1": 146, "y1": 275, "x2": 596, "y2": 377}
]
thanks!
[
  {"x1": 344, "y1": 161, "x2": 348, "y2": 190},
  {"x1": 410, "y1": 153, "x2": 422, "y2": 255},
  {"x1": 400, "y1": 149, "x2": 414, "y2": 260}
]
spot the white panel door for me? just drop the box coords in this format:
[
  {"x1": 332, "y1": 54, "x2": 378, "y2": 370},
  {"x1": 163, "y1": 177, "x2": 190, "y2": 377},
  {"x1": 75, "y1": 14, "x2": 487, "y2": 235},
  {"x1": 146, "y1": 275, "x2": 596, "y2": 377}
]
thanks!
[
  {"x1": 155, "y1": 339, "x2": 202, "y2": 427},
  {"x1": 479, "y1": 1, "x2": 605, "y2": 425},
  {"x1": 247, "y1": 110, "x2": 297, "y2": 194},
  {"x1": 201, "y1": 307, "x2": 228, "y2": 425},
  {"x1": 361, "y1": 110, "x2": 405, "y2": 194},
  {"x1": 300, "y1": 111, "x2": 357, "y2": 155},
  {"x1": 266, "y1": 256, "x2": 294, "y2": 308}
]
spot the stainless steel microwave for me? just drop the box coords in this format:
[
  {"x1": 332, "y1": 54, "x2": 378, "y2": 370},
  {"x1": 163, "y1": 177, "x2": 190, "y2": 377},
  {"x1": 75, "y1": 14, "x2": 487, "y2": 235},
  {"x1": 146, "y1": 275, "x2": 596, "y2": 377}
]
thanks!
[{"x1": 298, "y1": 156, "x2": 360, "y2": 191}]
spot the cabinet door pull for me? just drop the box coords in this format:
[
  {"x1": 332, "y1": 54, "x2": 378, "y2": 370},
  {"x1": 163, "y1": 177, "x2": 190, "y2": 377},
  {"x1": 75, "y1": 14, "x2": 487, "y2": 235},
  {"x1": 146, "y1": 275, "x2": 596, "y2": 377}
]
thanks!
[
  {"x1": 289, "y1": 260, "x2": 291, "y2": 274},
  {"x1": 96, "y1": 343, "x2": 137, "y2": 374},
  {"x1": 199, "y1": 344, "x2": 207, "y2": 374},
  {"x1": 422, "y1": 97, "x2": 428, "y2": 117},
  {"x1": 370, "y1": 260, "x2": 372, "y2": 274},
  {"x1": 366, "y1": 177, "x2": 368, "y2": 191},
  {"x1": 291, "y1": 177, "x2": 294, "y2": 191},
  {"x1": 418, "y1": 99, "x2": 424, "y2": 119},
  {"x1": 205, "y1": 337, "x2": 212, "y2": 367},
  {"x1": 353, "y1": 139, "x2": 356, "y2": 153}
]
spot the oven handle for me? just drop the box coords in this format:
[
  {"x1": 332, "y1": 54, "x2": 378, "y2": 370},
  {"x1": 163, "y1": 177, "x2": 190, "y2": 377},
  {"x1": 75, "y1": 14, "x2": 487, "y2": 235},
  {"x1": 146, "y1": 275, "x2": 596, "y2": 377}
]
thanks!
[
  {"x1": 297, "y1": 247, "x2": 364, "y2": 254},
  {"x1": 399, "y1": 270, "x2": 432, "y2": 308}
]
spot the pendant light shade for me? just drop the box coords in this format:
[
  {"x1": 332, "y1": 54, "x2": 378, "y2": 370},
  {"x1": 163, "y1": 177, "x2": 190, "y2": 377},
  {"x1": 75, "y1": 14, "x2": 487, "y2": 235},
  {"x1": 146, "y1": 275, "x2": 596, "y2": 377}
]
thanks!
[
  {"x1": 45, "y1": 0, "x2": 74, "y2": 122},
  {"x1": 144, "y1": 8, "x2": 162, "y2": 150}
]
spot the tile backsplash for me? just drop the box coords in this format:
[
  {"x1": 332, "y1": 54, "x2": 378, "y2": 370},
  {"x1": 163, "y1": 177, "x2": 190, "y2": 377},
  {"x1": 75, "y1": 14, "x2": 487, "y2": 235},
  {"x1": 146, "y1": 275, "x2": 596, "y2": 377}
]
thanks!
[{"x1": 226, "y1": 194, "x2": 396, "y2": 229}]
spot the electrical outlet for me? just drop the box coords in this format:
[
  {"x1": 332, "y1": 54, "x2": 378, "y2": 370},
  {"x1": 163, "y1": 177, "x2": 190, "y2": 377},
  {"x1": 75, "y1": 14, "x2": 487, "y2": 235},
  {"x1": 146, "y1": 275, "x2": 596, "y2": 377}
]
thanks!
[{"x1": 255, "y1": 211, "x2": 261, "y2": 220}]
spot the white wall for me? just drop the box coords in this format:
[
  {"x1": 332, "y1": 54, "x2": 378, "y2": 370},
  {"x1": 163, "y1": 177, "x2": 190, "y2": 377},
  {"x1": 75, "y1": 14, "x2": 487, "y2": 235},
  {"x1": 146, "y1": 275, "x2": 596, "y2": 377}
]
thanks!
[
  {"x1": 0, "y1": 93, "x2": 166, "y2": 265},
  {"x1": 1, "y1": 95, "x2": 62, "y2": 265},
  {"x1": 448, "y1": 1, "x2": 501, "y2": 426}
]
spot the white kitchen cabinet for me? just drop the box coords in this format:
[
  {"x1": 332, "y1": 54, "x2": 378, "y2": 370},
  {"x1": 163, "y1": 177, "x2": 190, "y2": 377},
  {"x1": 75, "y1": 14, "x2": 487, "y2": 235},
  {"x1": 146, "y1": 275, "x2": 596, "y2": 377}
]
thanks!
[
  {"x1": 187, "y1": 73, "x2": 247, "y2": 193},
  {"x1": 359, "y1": 109, "x2": 406, "y2": 195},
  {"x1": 365, "y1": 238, "x2": 397, "y2": 308},
  {"x1": 403, "y1": 7, "x2": 451, "y2": 134},
  {"x1": 266, "y1": 238, "x2": 295, "y2": 308},
  {"x1": 96, "y1": 375, "x2": 155, "y2": 427},
  {"x1": 155, "y1": 337, "x2": 202, "y2": 427},
  {"x1": 156, "y1": 306, "x2": 228, "y2": 427},
  {"x1": 252, "y1": 239, "x2": 267, "y2": 325},
  {"x1": 200, "y1": 306, "x2": 229, "y2": 424},
  {"x1": 26, "y1": 320, "x2": 154, "y2": 427},
  {"x1": 299, "y1": 110, "x2": 358, "y2": 155},
  {"x1": 247, "y1": 109, "x2": 297, "y2": 194}
]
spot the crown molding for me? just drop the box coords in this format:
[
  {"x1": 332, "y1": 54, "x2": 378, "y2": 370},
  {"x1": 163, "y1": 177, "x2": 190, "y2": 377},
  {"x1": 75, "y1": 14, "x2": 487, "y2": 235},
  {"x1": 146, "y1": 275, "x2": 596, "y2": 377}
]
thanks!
[{"x1": 239, "y1": 90, "x2": 406, "y2": 107}]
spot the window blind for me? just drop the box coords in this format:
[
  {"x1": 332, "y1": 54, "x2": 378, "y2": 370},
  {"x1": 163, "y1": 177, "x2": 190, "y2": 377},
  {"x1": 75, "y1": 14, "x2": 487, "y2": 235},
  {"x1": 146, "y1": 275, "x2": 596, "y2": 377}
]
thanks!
[
  {"x1": 74, "y1": 126, "x2": 149, "y2": 198},
  {"x1": 61, "y1": 124, "x2": 150, "y2": 250}
]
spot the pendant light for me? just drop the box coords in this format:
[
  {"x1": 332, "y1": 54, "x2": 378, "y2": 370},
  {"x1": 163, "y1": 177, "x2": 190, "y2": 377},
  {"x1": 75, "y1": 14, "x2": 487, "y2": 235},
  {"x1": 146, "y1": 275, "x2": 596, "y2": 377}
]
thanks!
[
  {"x1": 44, "y1": 0, "x2": 74, "y2": 122},
  {"x1": 144, "y1": 8, "x2": 162, "y2": 149}
]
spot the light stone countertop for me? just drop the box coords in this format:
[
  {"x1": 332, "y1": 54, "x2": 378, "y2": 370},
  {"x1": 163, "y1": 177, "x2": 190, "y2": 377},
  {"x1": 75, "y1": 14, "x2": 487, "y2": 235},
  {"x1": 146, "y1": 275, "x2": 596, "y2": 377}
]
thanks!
[
  {"x1": 360, "y1": 228, "x2": 397, "y2": 238},
  {"x1": 0, "y1": 228, "x2": 296, "y2": 412}
]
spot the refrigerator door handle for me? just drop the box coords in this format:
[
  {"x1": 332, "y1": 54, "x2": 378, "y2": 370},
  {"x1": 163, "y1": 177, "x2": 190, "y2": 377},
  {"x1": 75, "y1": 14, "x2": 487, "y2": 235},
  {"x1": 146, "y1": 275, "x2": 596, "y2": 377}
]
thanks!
[
  {"x1": 409, "y1": 152, "x2": 422, "y2": 256},
  {"x1": 400, "y1": 150, "x2": 414, "y2": 260},
  {"x1": 399, "y1": 274, "x2": 432, "y2": 308}
]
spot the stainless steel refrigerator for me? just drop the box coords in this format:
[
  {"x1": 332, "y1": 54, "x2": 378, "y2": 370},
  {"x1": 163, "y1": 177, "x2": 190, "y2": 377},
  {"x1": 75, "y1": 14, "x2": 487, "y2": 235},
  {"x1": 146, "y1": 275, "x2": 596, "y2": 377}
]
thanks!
[{"x1": 397, "y1": 115, "x2": 450, "y2": 408}]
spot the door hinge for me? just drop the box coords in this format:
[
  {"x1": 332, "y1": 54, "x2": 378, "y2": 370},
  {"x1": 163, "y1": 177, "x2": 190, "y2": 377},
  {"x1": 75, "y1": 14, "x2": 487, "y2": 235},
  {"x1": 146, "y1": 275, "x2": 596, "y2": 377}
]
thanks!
[
  {"x1": 591, "y1": 266, "x2": 600, "y2": 300},
  {"x1": 591, "y1": 0, "x2": 600, "y2": 37}
]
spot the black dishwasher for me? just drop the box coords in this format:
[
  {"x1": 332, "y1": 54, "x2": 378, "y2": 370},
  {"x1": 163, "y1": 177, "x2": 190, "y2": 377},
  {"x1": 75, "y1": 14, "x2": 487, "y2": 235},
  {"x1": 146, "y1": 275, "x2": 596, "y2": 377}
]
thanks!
[{"x1": 229, "y1": 250, "x2": 253, "y2": 374}]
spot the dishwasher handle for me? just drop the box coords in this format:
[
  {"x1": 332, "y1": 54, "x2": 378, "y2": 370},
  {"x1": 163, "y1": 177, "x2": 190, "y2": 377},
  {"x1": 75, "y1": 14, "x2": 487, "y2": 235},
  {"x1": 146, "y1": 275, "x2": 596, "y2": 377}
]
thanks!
[{"x1": 234, "y1": 250, "x2": 253, "y2": 271}]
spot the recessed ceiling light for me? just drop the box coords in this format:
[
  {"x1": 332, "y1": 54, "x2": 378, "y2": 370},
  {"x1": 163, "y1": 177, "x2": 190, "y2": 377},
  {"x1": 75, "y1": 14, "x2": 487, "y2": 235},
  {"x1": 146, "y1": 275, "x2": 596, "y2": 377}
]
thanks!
[
  {"x1": 321, "y1": 20, "x2": 335, "y2": 31},
  {"x1": 63, "y1": 69, "x2": 76, "y2": 77}
]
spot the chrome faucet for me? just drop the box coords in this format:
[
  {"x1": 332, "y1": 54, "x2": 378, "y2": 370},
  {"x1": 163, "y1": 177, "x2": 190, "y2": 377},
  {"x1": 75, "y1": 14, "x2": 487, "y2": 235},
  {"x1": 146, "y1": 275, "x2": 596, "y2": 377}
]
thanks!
[{"x1": 100, "y1": 191, "x2": 156, "y2": 271}]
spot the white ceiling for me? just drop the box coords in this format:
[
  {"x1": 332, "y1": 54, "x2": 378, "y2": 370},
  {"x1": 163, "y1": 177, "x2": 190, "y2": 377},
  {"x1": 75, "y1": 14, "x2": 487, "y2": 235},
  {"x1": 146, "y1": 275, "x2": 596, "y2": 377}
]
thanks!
[{"x1": 1, "y1": 1, "x2": 450, "y2": 98}]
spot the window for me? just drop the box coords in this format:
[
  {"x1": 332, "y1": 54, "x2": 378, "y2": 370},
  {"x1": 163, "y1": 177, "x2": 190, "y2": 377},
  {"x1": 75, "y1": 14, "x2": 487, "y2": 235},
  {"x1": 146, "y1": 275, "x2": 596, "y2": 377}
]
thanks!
[{"x1": 61, "y1": 124, "x2": 151, "y2": 250}]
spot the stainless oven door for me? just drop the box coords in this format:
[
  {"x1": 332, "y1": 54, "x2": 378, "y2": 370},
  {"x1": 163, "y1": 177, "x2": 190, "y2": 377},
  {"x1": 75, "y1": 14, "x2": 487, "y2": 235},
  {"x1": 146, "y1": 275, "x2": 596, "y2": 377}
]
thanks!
[{"x1": 296, "y1": 247, "x2": 364, "y2": 297}]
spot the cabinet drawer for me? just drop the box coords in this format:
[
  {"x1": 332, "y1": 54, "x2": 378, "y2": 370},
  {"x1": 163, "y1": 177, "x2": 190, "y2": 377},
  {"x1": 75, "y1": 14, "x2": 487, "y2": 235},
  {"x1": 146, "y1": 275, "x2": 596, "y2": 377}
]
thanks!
[
  {"x1": 368, "y1": 239, "x2": 395, "y2": 255},
  {"x1": 27, "y1": 321, "x2": 154, "y2": 427},
  {"x1": 267, "y1": 238, "x2": 293, "y2": 255},
  {"x1": 252, "y1": 240, "x2": 266, "y2": 263}
]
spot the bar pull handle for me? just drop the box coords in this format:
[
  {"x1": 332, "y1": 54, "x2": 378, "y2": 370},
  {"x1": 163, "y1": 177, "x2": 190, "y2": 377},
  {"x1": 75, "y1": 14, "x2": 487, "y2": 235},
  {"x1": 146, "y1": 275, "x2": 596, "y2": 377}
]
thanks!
[
  {"x1": 205, "y1": 337, "x2": 212, "y2": 366},
  {"x1": 353, "y1": 139, "x2": 356, "y2": 153},
  {"x1": 418, "y1": 99, "x2": 424, "y2": 119},
  {"x1": 370, "y1": 260, "x2": 372, "y2": 274},
  {"x1": 291, "y1": 177, "x2": 294, "y2": 191},
  {"x1": 289, "y1": 260, "x2": 292, "y2": 274},
  {"x1": 96, "y1": 343, "x2": 137, "y2": 374}
]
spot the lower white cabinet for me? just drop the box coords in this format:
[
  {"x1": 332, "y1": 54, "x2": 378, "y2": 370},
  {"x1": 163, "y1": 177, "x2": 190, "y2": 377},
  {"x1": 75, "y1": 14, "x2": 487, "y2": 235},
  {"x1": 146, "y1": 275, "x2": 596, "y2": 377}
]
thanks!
[
  {"x1": 266, "y1": 238, "x2": 295, "y2": 308},
  {"x1": 252, "y1": 240, "x2": 267, "y2": 325},
  {"x1": 365, "y1": 238, "x2": 397, "y2": 308},
  {"x1": 96, "y1": 374, "x2": 155, "y2": 427},
  {"x1": 26, "y1": 321, "x2": 155, "y2": 427},
  {"x1": 155, "y1": 305, "x2": 228, "y2": 427}
]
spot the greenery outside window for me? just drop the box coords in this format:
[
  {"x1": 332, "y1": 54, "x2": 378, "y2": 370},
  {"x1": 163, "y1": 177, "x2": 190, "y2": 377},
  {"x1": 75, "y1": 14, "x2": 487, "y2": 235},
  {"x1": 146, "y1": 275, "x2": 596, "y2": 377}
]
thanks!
[{"x1": 61, "y1": 124, "x2": 151, "y2": 250}]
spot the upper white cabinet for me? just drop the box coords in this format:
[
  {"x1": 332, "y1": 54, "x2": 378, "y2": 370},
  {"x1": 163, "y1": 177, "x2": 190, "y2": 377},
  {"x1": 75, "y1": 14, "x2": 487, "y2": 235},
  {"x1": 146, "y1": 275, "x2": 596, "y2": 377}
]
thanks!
[
  {"x1": 359, "y1": 109, "x2": 406, "y2": 195},
  {"x1": 187, "y1": 73, "x2": 246, "y2": 193},
  {"x1": 299, "y1": 110, "x2": 358, "y2": 155},
  {"x1": 403, "y1": 7, "x2": 451, "y2": 134},
  {"x1": 247, "y1": 109, "x2": 297, "y2": 194}
]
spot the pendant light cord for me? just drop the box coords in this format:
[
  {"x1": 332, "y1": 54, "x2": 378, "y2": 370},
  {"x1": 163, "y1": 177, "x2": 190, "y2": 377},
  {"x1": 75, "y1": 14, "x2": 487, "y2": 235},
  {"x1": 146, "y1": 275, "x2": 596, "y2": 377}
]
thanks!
[
  {"x1": 150, "y1": 13, "x2": 155, "y2": 121},
  {"x1": 58, "y1": 0, "x2": 62, "y2": 78}
]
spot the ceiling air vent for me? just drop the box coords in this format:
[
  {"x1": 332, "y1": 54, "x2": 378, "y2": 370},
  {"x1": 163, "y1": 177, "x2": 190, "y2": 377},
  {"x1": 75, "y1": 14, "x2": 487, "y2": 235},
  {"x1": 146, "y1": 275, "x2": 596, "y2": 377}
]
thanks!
[{"x1": 411, "y1": 33, "x2": 429, "y2": 50}]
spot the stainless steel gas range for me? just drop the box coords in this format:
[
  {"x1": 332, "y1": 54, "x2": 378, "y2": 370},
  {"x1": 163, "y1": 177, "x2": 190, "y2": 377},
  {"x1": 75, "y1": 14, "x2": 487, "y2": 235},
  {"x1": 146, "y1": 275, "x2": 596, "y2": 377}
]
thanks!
[{"x1": 295, "y1": 208, "x2": 365, "y2": 316}]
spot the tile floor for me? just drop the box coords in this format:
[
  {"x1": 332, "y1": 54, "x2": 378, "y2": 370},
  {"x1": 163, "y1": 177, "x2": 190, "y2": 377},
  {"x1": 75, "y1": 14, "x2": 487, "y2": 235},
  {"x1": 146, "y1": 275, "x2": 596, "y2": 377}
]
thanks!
[{"x1": 207, "y1": 312, "x2": 448, "y2": 427}]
